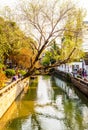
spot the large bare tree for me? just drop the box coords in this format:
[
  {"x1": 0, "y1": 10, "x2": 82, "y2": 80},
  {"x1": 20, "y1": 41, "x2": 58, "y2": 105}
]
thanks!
[{"x1": 5, "y1": 0, "x2": 86, "y2": 76}]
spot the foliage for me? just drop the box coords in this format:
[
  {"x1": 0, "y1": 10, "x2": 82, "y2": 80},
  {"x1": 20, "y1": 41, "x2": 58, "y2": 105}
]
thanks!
[
  {"x1": 0, "y1": 0, "x2": 86, "y2": 76},
  {"x1": 41, "y1": 56, "x2": 50, "y2": 66},
  {"x1": 5, "y1": 69, "x2": 16, "y2": 77},
  {"x1": 0, "y1": 70, "x2": 7, "y2": 88},
  {"x1": 0, "y1": 16, "x2": 36, "y2": 71},
  {"x1": 19, "y1": 70, "x2": 26, "y2": 76},
  {"x1": 61, "y1": 8, "x2": 85, "y2": 61},
  {"x1": 41, "y1": 41, "x2": 61, "y2": 66},
  {"x1": 0, "y1": 63, "x2": 5, "y2": 69},
  {"x1": 16, "y1": 0, "x2": 85, "y2": 76},
  {"x1": 0, "y1": 17, "x2": 21, "y2": 62}
]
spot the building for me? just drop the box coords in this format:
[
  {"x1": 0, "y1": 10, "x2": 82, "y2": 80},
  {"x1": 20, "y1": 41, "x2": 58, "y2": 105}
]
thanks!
[{"x1": 58, "y1": 62, "x2": 83, "y2": 73}]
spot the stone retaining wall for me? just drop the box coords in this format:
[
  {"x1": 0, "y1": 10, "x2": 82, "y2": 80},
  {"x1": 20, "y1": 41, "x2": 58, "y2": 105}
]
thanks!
[
  {"x1": 0, "y1": 78, "x2": 29, "y2": 118},
  {"x1": 54, "y1": 69, "x2": 88, "y2": 97}
]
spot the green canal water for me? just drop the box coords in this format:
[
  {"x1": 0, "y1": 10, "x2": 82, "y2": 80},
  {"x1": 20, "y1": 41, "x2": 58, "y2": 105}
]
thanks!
[{"x1": 0, "y1": 76, "x2": 88, "y2": 130}]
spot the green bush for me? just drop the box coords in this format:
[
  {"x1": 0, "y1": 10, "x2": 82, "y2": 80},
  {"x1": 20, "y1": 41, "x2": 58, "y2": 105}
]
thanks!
[
  {"x1": 19, "y1": 70, "x2": 26, "y2": 76},
  {"x1": 5, "y1": 69, "x2": 16, "y2": 77},
  {"x1": 0, "y1": 63, "x2": 5, "y2": 69},
  {"x1": 41, "y1": 57, "x2": 50, "y2": 66}
]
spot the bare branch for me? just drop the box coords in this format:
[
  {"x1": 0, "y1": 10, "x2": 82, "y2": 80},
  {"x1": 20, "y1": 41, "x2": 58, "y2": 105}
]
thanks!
[{"x1": 13, "y1": 0, "x2": 84, "y2": 76}]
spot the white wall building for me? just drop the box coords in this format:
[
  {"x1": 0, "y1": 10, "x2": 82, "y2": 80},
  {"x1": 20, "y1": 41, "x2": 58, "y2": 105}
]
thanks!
[{"x1": 58, "y1": 62, "x2": 83, "y2": 73}]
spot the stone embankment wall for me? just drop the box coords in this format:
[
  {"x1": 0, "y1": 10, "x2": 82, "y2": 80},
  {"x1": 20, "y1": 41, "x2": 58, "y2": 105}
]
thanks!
[
  {"x1": 0, "y1": 78, "x2": 29, "y2": 118},
  {"x1": 53, "y1": 69, "x2": 71, "y2": 82},
  {"x1": 54, "y1": 69, "x2": 88, "y2": 97}
]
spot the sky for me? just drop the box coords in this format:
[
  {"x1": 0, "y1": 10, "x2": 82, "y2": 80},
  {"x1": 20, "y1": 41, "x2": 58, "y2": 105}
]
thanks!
[
  {"x1": 0, "y1": 0, "x2": 88, "y2": 20},
  {"x1": 0, "y1": 0, "x2": 88, "y2": 7},
  {"x1": 0, "y1": 0, "x2": 88, "y2": 51},
  {"x1": 0, "y1": 0, "x2": 88, "y2": 10},
  {"x1": 0, "y1": 0, "x2": 18, "y2": 8}
]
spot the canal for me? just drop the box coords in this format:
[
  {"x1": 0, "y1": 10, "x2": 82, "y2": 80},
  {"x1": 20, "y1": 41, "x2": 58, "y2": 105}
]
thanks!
[{"x1": 0, "y1": 75, "x2": 88, "y2": 130}]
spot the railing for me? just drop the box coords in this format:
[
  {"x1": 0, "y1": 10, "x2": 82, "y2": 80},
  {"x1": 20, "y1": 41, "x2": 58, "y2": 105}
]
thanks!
[{"x1": 0, "y1": 78, "x2": 29, "y2": 118}]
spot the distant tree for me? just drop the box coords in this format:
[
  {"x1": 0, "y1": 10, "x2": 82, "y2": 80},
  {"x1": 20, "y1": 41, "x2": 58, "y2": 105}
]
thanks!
[
  {"x1": 0, "y1": 17, "x2": 23, "y2": 63},
  {"x1": 0, "y1": 17, "x2": 36, "y2": 69},
  {"x1": 41, "y1": 40, "x2": 60, "y2": 67},
  {"x1": 10, "y1": 48, "x2": 32, "y2": 68},
  {"x1": 61, "y1": 8, "x2": 85, "y2": 62}
]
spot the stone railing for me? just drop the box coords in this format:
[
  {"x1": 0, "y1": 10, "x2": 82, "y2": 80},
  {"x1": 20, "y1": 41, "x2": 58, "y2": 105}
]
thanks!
[{"x1": 0, "y1": 78, "x2": 29, "y2": 118}]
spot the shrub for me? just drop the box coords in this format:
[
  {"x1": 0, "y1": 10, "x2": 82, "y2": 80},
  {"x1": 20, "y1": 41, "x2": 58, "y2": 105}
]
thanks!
[
  {"x1": 0, "y1": 63, "x2": 5, "y2": 70},
  {"x1": 5, "y1": 69, "x2": 16, "y2": 77},
  {"x1": 41, "y1": 57, "x2": 50, "y2": 66},
  {"x1": 19, "y1": 70, "x2": 26, "y2": 76}
]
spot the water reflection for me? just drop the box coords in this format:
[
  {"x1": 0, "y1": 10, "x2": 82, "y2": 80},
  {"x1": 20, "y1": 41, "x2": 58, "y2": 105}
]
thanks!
[
  {"x1": 0, "y1": 76, "x2": 88, "y2": 130},
  {"x1": 54, "y1": 77, "x2": 88, "y2": 130},
  {"x1": 36, "y1": 76, "x2": 54, "y2": 105}
]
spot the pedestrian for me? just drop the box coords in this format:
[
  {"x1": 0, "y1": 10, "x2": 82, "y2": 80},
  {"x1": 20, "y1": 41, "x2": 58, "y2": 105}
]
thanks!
[
  {"x1": 12, "y1": 75, "x2": 18, "y2": 82},
  {"x1": 82, "y1": 68, "x2": 87, "y2": 79}
]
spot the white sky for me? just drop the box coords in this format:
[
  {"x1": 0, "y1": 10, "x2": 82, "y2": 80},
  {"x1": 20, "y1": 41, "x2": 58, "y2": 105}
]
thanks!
[
  {"x1": 0, "y1": 0, "x2": 88, "y2": 20},
  {"x1": 0, "y1": 0, "x2": 88, "y2": 7},
  {"x1": 0, "y1": 0, "x2": 88, "y2": 8},
  {"x1": 0, "y1": 0, "x2": 18, "y2": 8},
  {"x1": 0, "y1": 0, "x2": 88, "y2": 9}
]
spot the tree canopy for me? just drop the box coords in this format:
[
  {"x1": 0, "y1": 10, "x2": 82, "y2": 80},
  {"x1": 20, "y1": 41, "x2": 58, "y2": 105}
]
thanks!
[
  {"x1": 0, "y1": 0, "x2": 86, "y2": 76},
  {"x1": 0, "y1": 16, "x2": 36, "y2": 69}
]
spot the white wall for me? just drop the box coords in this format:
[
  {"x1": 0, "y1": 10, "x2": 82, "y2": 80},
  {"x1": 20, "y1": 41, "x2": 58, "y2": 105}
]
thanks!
[
  {"x1": 0, "y1": 78, "x2": 29, "y2": 118},
  {"x1": 58, "y1": 62, "x2": 83, "y2": 73}
]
